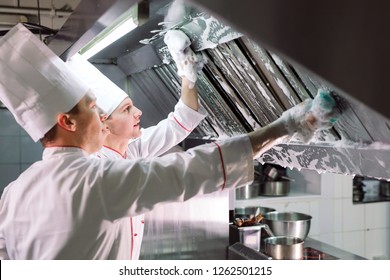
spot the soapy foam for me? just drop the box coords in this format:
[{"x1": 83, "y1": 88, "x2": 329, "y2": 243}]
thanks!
[
  {"x1": 281, "y1": 90, "x2": 340, "y2": 143},
  {"x1": 199, "y1": 16, "x2": 242, "y2": 50},
  {"x1": 259, "y1": 135, "x2": 390, "y2": 180},
  {"x1": 163, "y1": 0, "x2": 186, "y2": 29},
  {"x1": 164, "y1": 30, "x2": 205, "y2": 88}
]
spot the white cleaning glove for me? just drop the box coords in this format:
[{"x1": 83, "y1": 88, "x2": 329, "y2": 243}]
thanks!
[
  {"x1": 280, "y1": 89, "x2": 341, "y2": 143},
  {"x1": 164, "y1": 29, "x2": 207, "y2": 89}
]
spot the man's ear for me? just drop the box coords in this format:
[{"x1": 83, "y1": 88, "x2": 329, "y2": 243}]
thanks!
[{"x1": 57, "y1": 113, "x2": 77, "y2": 132}]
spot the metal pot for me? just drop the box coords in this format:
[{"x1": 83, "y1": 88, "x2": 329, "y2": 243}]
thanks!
[
  {"x1": 264, "y1": 236, "x2": 304, "y2": 260},
  {"x1": 235, "y1": 182, "x2": 260, "y2": 199},
  {"x1": 262, "y1": 212, "x2": 312, "y2": 240},
  {"x1": 259, "y1": 180, "x2": 290, "y2": 196}
]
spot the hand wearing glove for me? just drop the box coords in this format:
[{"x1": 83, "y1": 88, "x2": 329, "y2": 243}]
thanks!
[
  {"x1": 164, "y1": 29, "x2": 207, "y2": 89},
  {"x1": 280, "y1": 89, "x2": 341, "y2": 143}
]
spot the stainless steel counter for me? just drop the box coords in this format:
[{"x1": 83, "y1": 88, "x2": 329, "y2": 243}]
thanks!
[
  {"x1": 303, "y1": 238, "x2": 366, "y2": 260},
  {"x1": 228, "y1": 238, "x2": 367, "y2": 260}
]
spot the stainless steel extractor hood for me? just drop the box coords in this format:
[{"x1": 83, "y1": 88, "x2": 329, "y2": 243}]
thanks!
[{"x1": 41, "y1": 0, "x2": 390, "y2": 180}]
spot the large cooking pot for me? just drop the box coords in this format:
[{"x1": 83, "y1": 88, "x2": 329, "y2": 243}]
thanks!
[
  {"x1": 264, "y1": 236, "x2": 304, "y2": 260},
  {"x1": 262, "y1": 212, "x2": 312, "y2": 240},
  {"x1": 259, "y1": 180, "x2": 290, "y2": 196},
  {"x1": 235, "y1": 182, "x2": 260, "y2": 199}
]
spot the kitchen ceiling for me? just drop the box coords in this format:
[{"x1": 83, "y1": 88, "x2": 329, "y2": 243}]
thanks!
[
  {"x1": 0, "y1": 0, "x2": 79, "y2": 30},
  {"x1": 0, "y1": 0, "x2": 76, "y2": 108},
  {"x1": 1, "y1": 0, "x2": 389, "y2": 180}
]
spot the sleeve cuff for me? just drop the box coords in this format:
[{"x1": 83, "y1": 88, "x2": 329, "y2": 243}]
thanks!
[
  {"x1": 170, "y1": 99, "x2": 207, "y2": 131},
  {"x1": 215, "y1": 134, "x2": 254, "y2": 189}
]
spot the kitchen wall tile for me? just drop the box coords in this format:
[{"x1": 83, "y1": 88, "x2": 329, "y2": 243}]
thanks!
[
  {"x1": 324, "y1": 173, "x2": 348, "y2": 199},
  {"x1": 257, "y1": 201, "x2": 288, "y2": 212},
  {"x1": 342, "y1": 231, "x2": 366, "y2": 257},
  {"x1": 338, "y1": 174, "x2": 353, "y2": 198},
  {"x1": 330, "y1": 173, "x2": 353, "y2": 198},
  {"x1": 234, "y1": 199, "x2": 283, "y2": 212},
  {"x1": 365, "y1": 202, "x2": 390, "y2": 229},
  {"x1": 19, "y1": 128, "x2": 30, "y2": 137},
  {"x1": 20, "y1": 136, "x2": 43, "y2": 163},
  {"x1": 319, "y1": 199, "x2": 335, "y2": 233},
  {"x1": 0, "y1": 110, "x2": 20, "y2": 136},
  {"x1": 308, "y1": 234, "x2": 319, "y2": 240},
  {"x1": 0, "y1": 136, "x2": 20, "y2": 164},
  {"x1": 264, "y1": 202, "x2": 285, "y2": 212},
  {"x1": 21, "y1": 163, "x2": 33, "y2": 173},
  {"x1": 318, "y1": 232, "x2": 331, "y2": 244},
  {"x1": 308, "y1": 200, "x2": 320, "y2": 236},
  {"x1": 333, "y1": 174, "x2": 344, "y2": 198},
  {"x1": 299, "y1": 169, "x2": 321, "y2": 194},
  {"x1": 383, "y1": 228, "x2": 390, "y2": 259},
  {"x1": 321, "y1": 173, "x2": 335, "y2": 198},
  {"x1": 0, "y1": 164, "x2": 20, "y2": 195},
  {"x1": 333, "y1": 232, "x2": 344, "y2": 249},
  {"x1": 365, "y1": 228, "x2": 390, "y2": 260},
  {"x1": 342, "y1": 198, "x2": 365, "y2": 232},
  {"x1": 333, "y1": 199, "x2": 344, "y2": 233},
  {"x1": 318, "y1": 232, "x2": 335, "y2": 246},
  {"x1": 283, "y1": 201, "x2": 310, "y2": 214},
  {"x1": 319, "y1": 198, "x2": 343, "y2": 233}
]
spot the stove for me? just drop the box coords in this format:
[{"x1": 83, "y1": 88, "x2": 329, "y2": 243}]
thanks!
[{"x1": 303, "y1": 247, "x2": 338, "y2": 260}]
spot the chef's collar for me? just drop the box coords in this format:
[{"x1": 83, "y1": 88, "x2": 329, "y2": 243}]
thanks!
[{"x1": 42, "y1": 146, "x2": 89, "y2": 160}]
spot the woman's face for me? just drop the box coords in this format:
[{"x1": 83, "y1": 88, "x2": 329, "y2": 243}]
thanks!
[{"x1": 106, "y1": 97, "x2": 143, "y2": 140}]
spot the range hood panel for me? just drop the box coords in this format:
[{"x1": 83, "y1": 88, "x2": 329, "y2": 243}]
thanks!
[{"x1": 187, "y1": 0, "x2": 390, "y2": 121}]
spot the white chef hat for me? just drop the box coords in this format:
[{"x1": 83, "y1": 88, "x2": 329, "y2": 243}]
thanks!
[
  {"x1": 66, "y1": 53, "x2": 128, "y2": 116},
  {"x1": 0, "y1": 23, "x2": 90, "y2": 142}
]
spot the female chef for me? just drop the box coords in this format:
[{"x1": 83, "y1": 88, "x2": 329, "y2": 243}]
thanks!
[{"x1": 0, "y1": 24, "x2": 340, "y2": 259}]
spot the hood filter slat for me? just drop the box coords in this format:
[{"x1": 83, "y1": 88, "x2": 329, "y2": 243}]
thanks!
[
  {"x1": 238, "y1": 37, "x2": 302, "y2": 109},
  {"x1": 206, "y1": 43, "x2": 278, "y2": 126},
  {"x1": 268, "y1": 52, "x2": 311, "y2": 102}
]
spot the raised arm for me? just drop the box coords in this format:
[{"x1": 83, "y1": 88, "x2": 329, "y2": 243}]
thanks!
[{"x1": 180, "y1": 77, "x2": 199, "y2": 111}]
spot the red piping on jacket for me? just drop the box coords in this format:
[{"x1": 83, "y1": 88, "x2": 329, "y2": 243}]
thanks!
[
  {"x1": 173, "y1": 115, "x2": 192, "y2": 132},
  {"x1": 213, "y1": 142, "x2": 226, "y2": 191},
  {"x1": 103, "y1": 145, "x2": 126, "y2": 159},
  {"x1": 130, "y1": 217, "x2": 133, "y2": 259}
]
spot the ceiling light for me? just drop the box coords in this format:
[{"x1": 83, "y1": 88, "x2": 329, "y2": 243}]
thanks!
[{"x1": 79, "y1": 7, "x2": 138, "y2": 59}]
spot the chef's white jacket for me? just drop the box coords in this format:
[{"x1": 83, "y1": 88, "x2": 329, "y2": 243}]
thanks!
[
  {"x1": 94, "y1": 100, "x2": 206, "y2": 260},
  {"x1": 0, "y1": 135, "x2": 254, "y2": 260}
]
